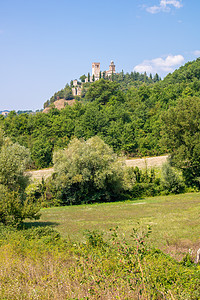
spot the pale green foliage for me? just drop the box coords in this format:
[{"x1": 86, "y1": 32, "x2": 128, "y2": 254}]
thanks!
[
  {"x1": 0, "y1": 141, "x2": 31, "y2": 191},
  {"x1": 0, "y1": 130, "x2": 41, "y2": 225},
  {"x1": 123, "y1": 167, "x2": 136, "y2": 190},
  {"x1": 53, "y1": 136, "x2": 125, "y2": 204}
]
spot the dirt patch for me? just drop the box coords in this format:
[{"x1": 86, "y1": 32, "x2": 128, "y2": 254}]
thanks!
[
  {"x1": 43, "y1": 99, "x2": 76, "y2": 113},
  {"x1": 27, "y1": 155, "x2": 168, "y2": 182},
  {"x1": 26, "y1": 168, "x2": 54, "y2": 181},
  {"x1": 126, "y1": 155, "x2": 168, "y2": 169}
]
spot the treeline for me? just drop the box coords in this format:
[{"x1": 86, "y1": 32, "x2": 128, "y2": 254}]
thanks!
[{"x1": 1, "y1": 58, "x2": 200, "y2": 172}]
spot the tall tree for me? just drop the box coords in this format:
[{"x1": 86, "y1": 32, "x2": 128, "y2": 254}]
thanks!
[{"x1": 161, "y1": 96, "x2": 200, "y2": 186}]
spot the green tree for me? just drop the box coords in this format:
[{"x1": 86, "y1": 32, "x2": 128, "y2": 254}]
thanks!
[
  {"x1": 153, "y1": 73, "x2": 161, "y2": 82},
  {"x1": 0, "y1": 140, "x2": 30, "y2": 191},
  {"x1": 80, "y1": 74, "x2": 87, "y2": 82},
  {"x1": 31, "y1": 137, "x2": 53, "y2": 169},
  {"x1": 63, "y1": 84, "x2": 73, "y2": 100},
  {"x1": 161, "y1": 162, "x2": 185, "y2": 194},
  {"x1": 85, "y1": 79, "x2": 122, "y2": 105},
  {"x1": 0, "y1": 185, "x2": 40, "y2": 226},
  {"x1": 52, "y1": 136, "x2": 125, "y2": 204},
  {"x1": 0, "y1": 131, "x2": 40, "y2": 225},
  {"x1": 161, "y1": 96, "x2": 200, "y2": 186}
]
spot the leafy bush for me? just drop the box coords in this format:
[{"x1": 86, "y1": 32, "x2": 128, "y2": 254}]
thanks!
[
  {"x1": 0, "y1": 131, "x2": 41, "y2": 226},
  {"x1": 0, "y1": 140, "x2": 30, "y2": 191},
  {"x1": 0, "y1": 185, "x2": 40, "y2": 226},
  {"x1": 124, "y1": 166, "x2": 161, "y2": 198},
  {"x1": 26, "y1": 179, "x2": 60, "y2": 208},
  {"x1": 161, "y1": 162, "x2": 185, "y2": 194},
  {"x1": 52, "y1": 136, "x2": 125, "y2": 205}
]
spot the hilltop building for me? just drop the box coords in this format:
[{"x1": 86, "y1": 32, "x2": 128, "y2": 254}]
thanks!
[
  {"x1": 105, "y1": 60, "x2": 116, "y2": 77},
  {"x1": 92, "y1": 62, "x2": 100, "y2": 78},
  {"x1": 85, "y1": 61, "x2": 116, "y2": 83},
  {"x1": 72, "y1": 79, "x2": 82, "y2": 96},
  {"x1": 72, "y1": 60, "x2": 116, "y2": 96}
]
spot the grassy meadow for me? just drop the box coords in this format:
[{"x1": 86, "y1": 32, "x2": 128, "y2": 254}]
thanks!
[
  {"x1": 0, "y1": 192, "x2": 200, "y2": 299},
  {"x1": 26, "y1": 192, "x2": 200, "y2": 258}
]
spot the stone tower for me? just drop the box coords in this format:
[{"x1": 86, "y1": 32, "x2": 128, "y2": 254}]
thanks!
[
  {"x1": 92, "y1": 62, "x2": 100, "y2": 78},
  {"x1": 109, "y1": 60, "x2": 116, "y2": 73}
]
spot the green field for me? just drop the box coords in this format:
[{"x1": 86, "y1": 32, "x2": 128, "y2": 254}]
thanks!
[
  {"x1": 0, "y1": 192, "x2": 199, "y2": 299},
  {"x1": 27, "y1": 192, "x2": 200, "y2": 258}
]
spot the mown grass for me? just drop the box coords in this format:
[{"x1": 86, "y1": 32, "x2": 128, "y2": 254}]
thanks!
[{"x1": 26, "y1": 192, "x2": 200, "y2": 259}]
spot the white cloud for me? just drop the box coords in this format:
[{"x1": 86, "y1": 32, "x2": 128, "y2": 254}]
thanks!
[
  {"x1": 146, "y1": 0, "x2": 183, "y2": 14},
  {"x1": 134, "y1": 54, "x2": 184, "y2": 75},
  {"x1": 193, "y1": 50, "x2": 200, "y2": 56}
]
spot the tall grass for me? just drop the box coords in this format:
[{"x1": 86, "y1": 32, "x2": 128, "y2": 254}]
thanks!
[{"x1": 0, "y1": 225, "x2": 199, "y2": 299}]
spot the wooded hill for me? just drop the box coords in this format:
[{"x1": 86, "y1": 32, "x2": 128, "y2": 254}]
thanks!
[
  {"x1": 43, "y1": 70, "x2": 161, "y2": 109},
  {"x1": 1, "y1": 58, "x2": 200, "y2": 170}
]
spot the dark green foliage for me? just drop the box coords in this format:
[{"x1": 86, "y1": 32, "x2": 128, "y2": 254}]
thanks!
[
  {"x1": 161, "y1": 96, "x2": 200, "y2": 186},
  {"x1": 80, "y1": 74, "x2": 87, "y2": 82},
  {"x1": 0, "y1": 186, "x2": 40, "y2": 226},
  {"x1": 125, "y1": 166, "x2": 161, "y2": 198},
  {"x1": 26, "y1": 178, "x2": 60, "y2": 208},
  {"x1": 161, "y1": 162, "x2": 185, "y2": 194},
  {"x1": 85, "y1": 79, "x2": 123, "y2": 105}
]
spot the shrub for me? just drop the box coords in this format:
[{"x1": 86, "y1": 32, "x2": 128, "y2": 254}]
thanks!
[
  {"x1": 161, "y1": 162, "x2": 185, "y2": 194},
  {"x1": 123, "y1": 166, "x2": 161, "y2": 198},
  {"x1": 0, "y1": 131, "x2": 41, "y2": 226},
  {"x1": 0, "y1": 185, "x2": 40, "y2": 226},
  {"x1": 52, "y1": 136, "x2": 125, "y2": 204},
  {"x1": 0, "y1": 141, "x2": 30, "y2": 191}
]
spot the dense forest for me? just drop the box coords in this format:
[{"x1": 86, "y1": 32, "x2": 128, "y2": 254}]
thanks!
[{"x1": 1, "y1": 58, "x2": 200, "y2": 172}]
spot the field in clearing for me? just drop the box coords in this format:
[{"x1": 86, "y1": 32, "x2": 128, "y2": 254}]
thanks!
[{"x1": 26, "y1": 192, "x2": 200, "y2": 259}]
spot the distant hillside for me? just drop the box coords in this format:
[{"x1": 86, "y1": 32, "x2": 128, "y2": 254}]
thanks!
[
  {"x1": 1, "y1": 58, "x2": 200, "y2": 169},
  {"x1": 0, "y1": 110, "x2": 34, "y2": 116},
  {"x1": 0, "y1": 110, "x2": 10, "y2": 116}
]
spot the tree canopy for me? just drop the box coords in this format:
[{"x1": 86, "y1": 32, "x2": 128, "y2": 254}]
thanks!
[
  {"x1": 52, "y1": 136, "x2": 125, "y2": 204},
  {"x1": 161, "y1": 96, "x2": 200, "y2": 186},
  {"x1": 0, "y1": 130, "x2": 40, "y2": 226}
]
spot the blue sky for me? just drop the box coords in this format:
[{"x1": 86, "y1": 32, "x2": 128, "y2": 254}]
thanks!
[{"x1": 0, "y1": 0, "x2": 200, "y2": 111}]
